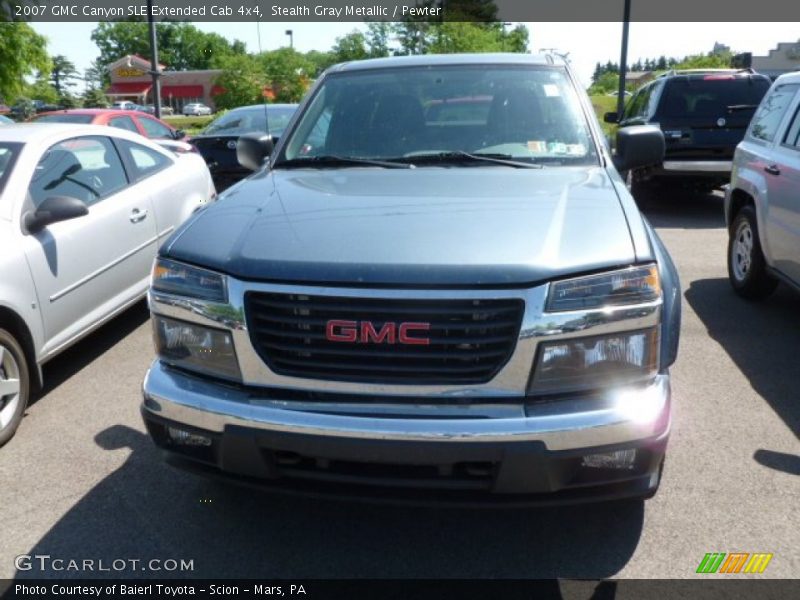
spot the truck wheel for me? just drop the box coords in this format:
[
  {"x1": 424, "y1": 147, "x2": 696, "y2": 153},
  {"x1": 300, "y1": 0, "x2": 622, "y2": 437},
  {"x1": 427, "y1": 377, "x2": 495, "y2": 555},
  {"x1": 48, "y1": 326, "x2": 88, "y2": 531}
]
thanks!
[
  {"x1": 727, "y1": 206, "x2": 778, "y2": 300},
  {"x1": 0, "y1": 329, "x2": 29, "y2": 447}
]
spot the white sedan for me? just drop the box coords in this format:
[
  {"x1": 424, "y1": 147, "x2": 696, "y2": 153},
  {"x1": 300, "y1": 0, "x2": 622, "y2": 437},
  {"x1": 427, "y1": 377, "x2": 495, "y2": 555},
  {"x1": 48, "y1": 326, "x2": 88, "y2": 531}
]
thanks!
[
  {"x1": 0, "y1": 124, "x2": 215, "y2": 445},
  {"x1": 182, "y1": 103, "x2": 212, "y2": 116}
]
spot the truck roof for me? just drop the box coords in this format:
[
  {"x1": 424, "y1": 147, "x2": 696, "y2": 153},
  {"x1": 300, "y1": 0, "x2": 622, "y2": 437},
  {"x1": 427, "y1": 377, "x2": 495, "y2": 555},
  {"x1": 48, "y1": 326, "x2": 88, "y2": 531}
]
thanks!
[{"x1": 327, "y1": 53, "x2": 565, "y2": 74}]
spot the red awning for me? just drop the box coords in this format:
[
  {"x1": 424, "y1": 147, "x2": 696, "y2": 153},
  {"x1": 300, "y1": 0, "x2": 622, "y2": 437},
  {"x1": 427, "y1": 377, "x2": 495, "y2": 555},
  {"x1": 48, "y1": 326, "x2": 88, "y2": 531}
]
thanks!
[
  {"x1": 107, "y1": 82, "x2": 152, "y2": 95},
  {"x1": 161, "y1": 85, "x2": 203, "y2": 98},
  {"x1": 210, "y1": 85, "x2": 225, "y2": 96}
]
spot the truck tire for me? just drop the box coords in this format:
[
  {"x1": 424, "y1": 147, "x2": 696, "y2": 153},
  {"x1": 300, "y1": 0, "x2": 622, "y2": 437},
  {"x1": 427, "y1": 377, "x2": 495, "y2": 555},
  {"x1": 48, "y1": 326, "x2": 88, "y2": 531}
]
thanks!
[
  {"x1": 727, "y1": 206, "x2": 778, "y2": 300},
  {"x1": 0, "y1": 329, "x2": 29, "y2": 447}
]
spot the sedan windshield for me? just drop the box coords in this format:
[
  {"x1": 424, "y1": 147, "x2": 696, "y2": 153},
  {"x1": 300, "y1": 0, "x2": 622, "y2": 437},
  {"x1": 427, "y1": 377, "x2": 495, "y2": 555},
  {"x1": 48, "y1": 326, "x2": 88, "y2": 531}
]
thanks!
[
  {"x1": 34, "y1": 114, "x2": 94, "y2": 124},
  {"x1": 202, "y1": 106, "x2": 296, "y2": 137},
  {"x1": 279, "y1": 65, "x2": 598, "y2": 167}
]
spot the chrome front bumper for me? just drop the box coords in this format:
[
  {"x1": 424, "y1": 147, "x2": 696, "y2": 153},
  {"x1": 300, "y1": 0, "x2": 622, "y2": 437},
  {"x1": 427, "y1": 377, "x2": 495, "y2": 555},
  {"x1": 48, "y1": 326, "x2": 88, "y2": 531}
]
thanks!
[
  {"x1": 662, "y1": 160, "x2": 732, "y2": 174},
  {"x1": 142, "y1": 360, "x2": 670, "y2": 452}
]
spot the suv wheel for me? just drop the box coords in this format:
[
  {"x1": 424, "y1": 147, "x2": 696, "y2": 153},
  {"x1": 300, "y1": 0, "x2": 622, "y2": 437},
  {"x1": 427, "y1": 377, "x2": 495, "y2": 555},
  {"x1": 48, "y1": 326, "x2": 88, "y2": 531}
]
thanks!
[
  {"x1": 0, "y1": 329, "x2": 30, "y2": 446},
  {"x1": 728, "y1": 206, "x2": 778, "y2": 300}
]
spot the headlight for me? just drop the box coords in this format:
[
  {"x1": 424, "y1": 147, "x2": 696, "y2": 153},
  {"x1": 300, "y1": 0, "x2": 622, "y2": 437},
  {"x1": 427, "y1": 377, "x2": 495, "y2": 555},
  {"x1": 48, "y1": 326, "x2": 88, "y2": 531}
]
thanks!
[
  {"x1": 528, "y1": 328, "x2": 659, "y2": 395},
  {"x1": 546, "y1": 265, "x2": 660, "y2": 312},
  {"x1": 153, "y1": 315, "x2": 241, "y2": 381},
  {"x1": 151, "y1": 258, "x2": 227, "y2": 303}
]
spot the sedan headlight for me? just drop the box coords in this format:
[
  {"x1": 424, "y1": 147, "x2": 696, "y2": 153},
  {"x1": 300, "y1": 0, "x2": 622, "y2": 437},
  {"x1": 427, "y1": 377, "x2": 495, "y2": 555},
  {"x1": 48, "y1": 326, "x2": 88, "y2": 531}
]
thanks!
[
  {"x1": 153, "y1": 316, "x2": 241, "y2": 381},
  {"x1": 528, "y1": 328, "x2": 659, "y2": 395},
  {"x1": 546, "y1": 265, "x2": 660, "y2": 312},
  {"x1": 151, "y1": 258, "x2": 227, "y2": 302}
]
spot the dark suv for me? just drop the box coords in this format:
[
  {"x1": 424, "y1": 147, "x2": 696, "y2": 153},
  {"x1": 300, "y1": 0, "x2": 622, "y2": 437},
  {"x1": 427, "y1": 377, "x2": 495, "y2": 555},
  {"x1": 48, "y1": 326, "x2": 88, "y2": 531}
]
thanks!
[{"x1": 606, "y1": 69, "x2": 771, "y2": 192}]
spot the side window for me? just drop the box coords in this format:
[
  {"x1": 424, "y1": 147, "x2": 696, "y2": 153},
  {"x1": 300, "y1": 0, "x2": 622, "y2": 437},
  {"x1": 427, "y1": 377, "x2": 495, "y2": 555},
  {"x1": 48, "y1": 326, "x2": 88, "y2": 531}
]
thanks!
[
  {"x1": 28, "y1": 137, "x2": 129, "y2": 208},
  {"x1": 622, "y1": 89, "x2": 646, "y2": 121},
  {"x1": 138, "y1": 116, "x2": 173, "y2": 139},
  {"x1": 119, "y1": 139, "x2": 172, "y2": 180},
  {"x1": 109, "y1": 116, "x2": 139, "y2": 133},
  {"x1": 749, "y1": 84, "x2": 800, "y2": 143},
  {"x1": 781, "y1": 104, "x2": 800, "y2": 149}
]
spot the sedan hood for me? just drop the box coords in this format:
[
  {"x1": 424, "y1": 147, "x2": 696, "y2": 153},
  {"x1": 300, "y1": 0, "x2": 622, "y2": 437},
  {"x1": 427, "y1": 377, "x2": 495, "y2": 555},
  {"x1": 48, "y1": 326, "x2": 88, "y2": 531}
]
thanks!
[{"x1": 164, "y1": 166, "x2": 638, "y2": 286}]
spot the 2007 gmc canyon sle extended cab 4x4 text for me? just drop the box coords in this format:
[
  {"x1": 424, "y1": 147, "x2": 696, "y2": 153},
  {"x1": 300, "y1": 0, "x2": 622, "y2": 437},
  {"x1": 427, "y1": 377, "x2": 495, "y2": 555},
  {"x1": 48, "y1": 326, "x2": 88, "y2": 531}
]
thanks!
[{"x1": 141, "y1": 54, "x2": 681, "y2": 505}]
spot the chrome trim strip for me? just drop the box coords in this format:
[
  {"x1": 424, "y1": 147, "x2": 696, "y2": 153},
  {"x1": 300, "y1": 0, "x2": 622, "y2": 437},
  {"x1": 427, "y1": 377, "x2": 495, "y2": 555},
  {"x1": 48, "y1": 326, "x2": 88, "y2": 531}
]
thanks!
[
  {"x1": 50, "y1": 234, "x2": 161, "y2": 302},
  {"x1": 662, "y1": 160, "x2": 732, "y2": 173},
  {"x1": 142, "y1": 361, "x2": 670, "y2": 451}
]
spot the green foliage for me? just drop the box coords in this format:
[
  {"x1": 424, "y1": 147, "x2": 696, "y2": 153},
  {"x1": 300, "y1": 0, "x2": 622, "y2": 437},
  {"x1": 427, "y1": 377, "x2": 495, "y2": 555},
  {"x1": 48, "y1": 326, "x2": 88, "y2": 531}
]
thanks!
[
  {"x1": 588, "y1": 72, "x2": 622, "y2": 95},
  {"x1": 163, "y1": 114, "x2": 216, "y2": 135},
  {"x1": 304, "y1": 50, "x2": 337, "y2": 76},
  {"x1": 672, "y1": 51, "x2": 733, "y2": 70},
  {"x1": 211, "y1": 54, "x2": 266, "y2": 110},
  {"x1": 332, "y1": 31, "x2": 369, "y2": 63},
  {"x1": 82, "y1": 88, "x2": 110, "y2": 108},
  {"x1": 25, "y1": 76, "x2": 59, "y2": 104},
  {"x1": 91, "y1": 22, "x2": 246, "y2": 71},
  {"x1": 51, "y1": 55, "x2": 80, "y2": 99},
  {"x1": 260, "y1": 48, "x2": 314, "y2": 103},
  {"x1": 0, "y1": 23, "x2": 51, "y2": 102}
]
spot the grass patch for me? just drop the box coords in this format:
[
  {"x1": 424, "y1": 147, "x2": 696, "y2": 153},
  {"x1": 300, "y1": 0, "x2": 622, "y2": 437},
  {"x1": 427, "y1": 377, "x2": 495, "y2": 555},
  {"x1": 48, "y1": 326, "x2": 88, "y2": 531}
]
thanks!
[
  {"x1": 163, "y1": 114, "x2": 216, "y2": 136},
  {"x1": 590, "y1": 94, "x2": 621, "y2": 138}
]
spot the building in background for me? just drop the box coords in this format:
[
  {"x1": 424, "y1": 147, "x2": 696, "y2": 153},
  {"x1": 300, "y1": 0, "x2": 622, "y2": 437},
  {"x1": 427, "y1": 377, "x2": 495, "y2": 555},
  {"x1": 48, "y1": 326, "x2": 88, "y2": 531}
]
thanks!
[
  {"x1": 106, "y1": 55, "x2": 223, "y2": 112},
  {"x1": 751, "y1": 41, "x2": 800, "y2": 79},
  {"x1": 625, "y1": 71, "x2": 655, "y2": 89}
]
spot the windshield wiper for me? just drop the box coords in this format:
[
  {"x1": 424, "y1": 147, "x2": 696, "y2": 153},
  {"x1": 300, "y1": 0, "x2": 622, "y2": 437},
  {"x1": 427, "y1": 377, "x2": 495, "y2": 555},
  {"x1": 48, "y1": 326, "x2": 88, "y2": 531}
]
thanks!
[
  {"x1": 274, "y1": 155, "x2": 413, "y2": 169},
  {"x1": 394, "y1": 151, "x2": 542, "y2": 169},
  {"x1": 726, "y1": 104, "x2": 759, "y2": 112}
]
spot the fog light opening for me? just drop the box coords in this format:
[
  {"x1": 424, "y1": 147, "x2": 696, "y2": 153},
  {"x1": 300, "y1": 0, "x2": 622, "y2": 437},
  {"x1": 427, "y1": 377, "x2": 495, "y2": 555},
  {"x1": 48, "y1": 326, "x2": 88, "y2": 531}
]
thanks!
[
  {"x1": 167, "y1": 427, "x2": 212, "y2": 447},
  {"x1": 582, "y1": 449, "x2": 637, "y2": 470}
]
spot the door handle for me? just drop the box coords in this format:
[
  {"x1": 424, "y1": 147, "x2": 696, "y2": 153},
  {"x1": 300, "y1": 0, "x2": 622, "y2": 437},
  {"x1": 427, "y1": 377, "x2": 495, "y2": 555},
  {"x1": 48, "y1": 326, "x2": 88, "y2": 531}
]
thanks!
[
  {"x1": 764, "y1": 164, "x2": 781, "y2": 176},
  {"x1": 129, "y1": 208, "x2": 148, "y2": 223}
]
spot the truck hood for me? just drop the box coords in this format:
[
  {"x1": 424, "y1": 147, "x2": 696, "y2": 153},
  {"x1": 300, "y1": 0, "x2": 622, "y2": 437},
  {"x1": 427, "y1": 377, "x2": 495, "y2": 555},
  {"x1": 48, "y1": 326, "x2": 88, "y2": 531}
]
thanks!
[{"x1": 164, "y1": 166, "x2": 639, "y2": 286}]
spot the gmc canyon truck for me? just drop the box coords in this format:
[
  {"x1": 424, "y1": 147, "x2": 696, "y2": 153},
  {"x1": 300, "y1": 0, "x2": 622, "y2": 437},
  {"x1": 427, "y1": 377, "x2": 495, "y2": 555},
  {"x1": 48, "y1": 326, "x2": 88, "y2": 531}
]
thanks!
[{"x1": 141, "y1": 54, "x2": 681, "y2": 504}]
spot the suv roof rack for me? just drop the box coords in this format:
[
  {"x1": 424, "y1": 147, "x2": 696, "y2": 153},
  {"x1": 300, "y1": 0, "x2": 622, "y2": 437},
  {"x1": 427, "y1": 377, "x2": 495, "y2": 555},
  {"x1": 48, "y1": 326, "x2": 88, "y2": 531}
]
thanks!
[{"x1": 657, "y1": 68, "x2": 757, "y2": 78}]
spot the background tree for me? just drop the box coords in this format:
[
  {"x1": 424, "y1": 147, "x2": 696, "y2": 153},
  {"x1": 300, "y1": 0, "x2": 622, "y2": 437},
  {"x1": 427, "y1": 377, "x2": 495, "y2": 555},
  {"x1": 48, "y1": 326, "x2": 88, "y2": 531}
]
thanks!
[
  {"x1": 91, "y1": 22, "x2": 246, "y2": 71},
  {"x1": 0, "y1": 23, "x2": 51, "y2": 102},
  {"x1": 50, "y1": 55, "x2": 80, "y2": 98},
  {"x1": 84, "y1": 59, "x2": 108, "y2": 91},
  {"x1": 260, "y1": 48, "x2": 314, "y2": 103},
  {"x1": 82, "y1": 88, "x2": 110, "y2": 108},
  {"x1": 331, "y1": 31, "x2": 369, "y2": 63},
  {"x1": 365, "y1": 22, "x2": 393, "y2": 57},
  {"x1": 303, "y1": 50, "x2": 337, "y2": 77},
  {"x1": 211, "y1": 54, "x2": 266, "y2": 110}
]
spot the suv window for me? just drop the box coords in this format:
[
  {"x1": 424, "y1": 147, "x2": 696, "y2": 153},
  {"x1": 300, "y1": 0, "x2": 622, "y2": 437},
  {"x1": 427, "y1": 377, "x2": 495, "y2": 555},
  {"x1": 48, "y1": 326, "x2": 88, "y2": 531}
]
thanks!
[
  {"x1": 109, "y1": 116, "x2": 139, "y2": 133},
  {"x1": 138, "y1": 116, "x2": 173, "y2": 139},
  {"x1": 623, "y1": 84, "x2": 653, "y2": 121},
  {"x1": 783, "y1": 104, "x2": 800, "y2": 149},
  {"x1": 660, "y1": 77, "x2": 770, "y2": 119},
  {"x1": 28, "y1": 136, "x2": 128, "y2": 208},
  {"x1": 749, "y1": 83, "x2": 800, "y2": 143},
  {"x1": 280, "y1": 66, "x2": 598, "y2": 165}
]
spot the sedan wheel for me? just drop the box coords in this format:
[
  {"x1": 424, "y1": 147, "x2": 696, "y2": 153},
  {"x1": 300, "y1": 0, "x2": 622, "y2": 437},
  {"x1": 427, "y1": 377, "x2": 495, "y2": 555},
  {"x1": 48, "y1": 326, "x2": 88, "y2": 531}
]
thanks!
[
  {"x1": 0, "y1": 329, "x2": 30, "y2": 446},
  {"x1": 727, "y1": 206, "x2": 778, "y2": 300}
]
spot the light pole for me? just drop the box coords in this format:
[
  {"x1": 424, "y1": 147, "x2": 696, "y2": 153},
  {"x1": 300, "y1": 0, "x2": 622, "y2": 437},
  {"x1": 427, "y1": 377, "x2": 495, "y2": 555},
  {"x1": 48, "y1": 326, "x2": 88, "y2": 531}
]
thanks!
[
  {"x1": 616, "y1": 0, "x2": 631, "y2": 118},
  {"x1": 147, "y1": 0, "x2": 162, "y2": 118},
  {"x1": 285, "y1": 30, "x2": 294, "y2": 49}
]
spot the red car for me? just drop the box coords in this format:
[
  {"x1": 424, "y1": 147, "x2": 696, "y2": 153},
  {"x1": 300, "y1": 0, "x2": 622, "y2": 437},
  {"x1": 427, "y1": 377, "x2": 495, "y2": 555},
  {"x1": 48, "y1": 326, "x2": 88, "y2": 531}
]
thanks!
[{"x1": 32, "y1": 108, "x2": 189, "y2": 144}]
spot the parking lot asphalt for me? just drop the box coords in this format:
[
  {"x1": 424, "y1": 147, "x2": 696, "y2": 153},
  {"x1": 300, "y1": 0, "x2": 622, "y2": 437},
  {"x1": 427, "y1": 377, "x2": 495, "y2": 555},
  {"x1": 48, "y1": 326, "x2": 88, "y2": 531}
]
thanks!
[{"x1": 0, "y1": 189, "x2": 798, "y2": 580}]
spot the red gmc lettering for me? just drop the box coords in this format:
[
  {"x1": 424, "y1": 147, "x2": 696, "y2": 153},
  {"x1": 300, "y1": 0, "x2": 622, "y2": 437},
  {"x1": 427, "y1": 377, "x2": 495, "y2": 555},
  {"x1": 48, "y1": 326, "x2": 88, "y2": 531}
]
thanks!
[
  {"x1": 398, "y1": 322, "x2": 430, "y2": 345},
  {"x1": 326, "y1": 319, "x2": 357, "y2": 342},
  {"x1": 361, "y1": 322, "x2": 396, "y2": 344}
]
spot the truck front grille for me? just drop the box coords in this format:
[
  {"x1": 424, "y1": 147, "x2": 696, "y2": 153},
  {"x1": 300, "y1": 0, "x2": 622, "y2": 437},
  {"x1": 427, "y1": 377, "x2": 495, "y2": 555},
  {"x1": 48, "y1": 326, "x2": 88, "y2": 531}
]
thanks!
[{"x1": 244, "y1": 292, "x2": 524, "y2": 384}]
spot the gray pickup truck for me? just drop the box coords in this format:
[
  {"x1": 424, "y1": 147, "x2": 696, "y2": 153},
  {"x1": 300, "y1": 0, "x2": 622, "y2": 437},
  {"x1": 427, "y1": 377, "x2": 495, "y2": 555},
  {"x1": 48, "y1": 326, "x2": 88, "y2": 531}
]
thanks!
[{"x1": 141, "y1": 54, "x2": 680, "y2": 504}]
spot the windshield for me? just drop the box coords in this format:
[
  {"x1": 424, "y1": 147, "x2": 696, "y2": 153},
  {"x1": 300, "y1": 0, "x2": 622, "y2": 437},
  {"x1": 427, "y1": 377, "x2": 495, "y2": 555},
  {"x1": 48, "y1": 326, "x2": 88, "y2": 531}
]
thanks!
[
  {"x1": 660, "y1": 77, "x2": 770, "y2": 118},
  {"x1": 33, "y1": 114, "x2": 94, "y2": 124},
  {"x1": 0, "y1": 143, "x2": 21, "y2": 194},
  {"x1": 279, "y1": 65, "x2": 598, "y2": 166},
  {"x1": 202, "y1": 106, "x2": 297, "y2": 137}
]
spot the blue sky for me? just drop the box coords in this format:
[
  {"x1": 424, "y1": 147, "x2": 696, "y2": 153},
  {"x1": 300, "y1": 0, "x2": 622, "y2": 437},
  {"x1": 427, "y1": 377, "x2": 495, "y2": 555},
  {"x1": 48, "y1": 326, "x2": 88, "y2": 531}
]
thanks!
[{"x1": 31, "y1": 21, "x2": 800, "y2": 89}]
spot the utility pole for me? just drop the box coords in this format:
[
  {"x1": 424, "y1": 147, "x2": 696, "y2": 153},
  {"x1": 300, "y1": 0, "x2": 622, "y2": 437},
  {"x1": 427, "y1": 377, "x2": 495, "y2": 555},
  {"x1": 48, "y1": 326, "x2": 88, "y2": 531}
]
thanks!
[
  {"x1": 285, "y1": 30, "x2": 294, "y2": 49},
  {"x1": 616, "y1": 0, "x2": 631, "y2": 118},
  {"x1": 147, "y1": 0, "x2": 162, "y2": 118}
]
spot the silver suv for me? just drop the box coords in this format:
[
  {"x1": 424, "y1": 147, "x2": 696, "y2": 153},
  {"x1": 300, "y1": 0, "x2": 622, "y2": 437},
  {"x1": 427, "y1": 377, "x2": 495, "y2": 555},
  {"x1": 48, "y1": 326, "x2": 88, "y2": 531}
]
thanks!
[
  {"x1": 141, "y1": 54, "x2": 679, "y2": 504},
  {"x1": 726, "y1": 71, "x2": 800, "y2": 299}
]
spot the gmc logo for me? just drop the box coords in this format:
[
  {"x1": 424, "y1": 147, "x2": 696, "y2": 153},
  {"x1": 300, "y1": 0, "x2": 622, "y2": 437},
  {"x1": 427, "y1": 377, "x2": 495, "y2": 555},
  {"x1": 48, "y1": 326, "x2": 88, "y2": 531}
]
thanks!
[{"x1": 325, "y1": 320, "x2": 430, "y2": 345}]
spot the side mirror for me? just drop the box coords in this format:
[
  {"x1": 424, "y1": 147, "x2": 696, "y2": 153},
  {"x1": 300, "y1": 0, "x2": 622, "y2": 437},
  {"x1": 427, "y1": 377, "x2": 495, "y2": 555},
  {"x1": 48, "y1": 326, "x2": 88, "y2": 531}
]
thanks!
[
  {"x1": 604, "y1": 112, "x2": 619, "y2": 124},
  {"x1": 23, "y1": 196, "x2": 88, "y2": 234},
  {"x1": 237, "y1": 133, "x2": 275, "y2": 171},
  {"x1": 173, "y1": 129, "x2": 185, "y2": 140},
  {"x1": 613, "y1": 125, "x2": 665, "y2": 173}
]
